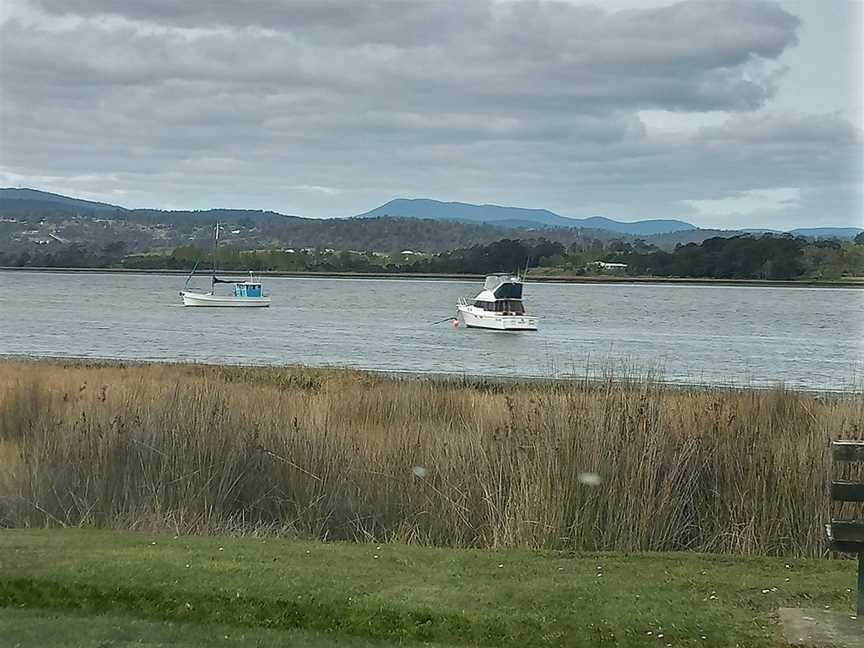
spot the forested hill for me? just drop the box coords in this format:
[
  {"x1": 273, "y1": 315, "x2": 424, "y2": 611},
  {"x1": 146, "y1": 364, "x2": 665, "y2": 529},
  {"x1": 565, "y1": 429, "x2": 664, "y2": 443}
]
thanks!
[
  {"x1": 0, "y1": 189, "x2": 713, "y2": 255},
  {"x1": 2, "y1": 189, "x2": 862, "y2": 263},
  {"x1": 0, "y1": 188, "x2": 124, "y2": 212}
]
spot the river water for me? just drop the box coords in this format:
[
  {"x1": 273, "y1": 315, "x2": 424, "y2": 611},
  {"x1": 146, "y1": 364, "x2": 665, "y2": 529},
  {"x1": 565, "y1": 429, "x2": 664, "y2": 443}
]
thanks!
[{"x1": 1, "y1": 271, "x2": 862, "y2": 391}]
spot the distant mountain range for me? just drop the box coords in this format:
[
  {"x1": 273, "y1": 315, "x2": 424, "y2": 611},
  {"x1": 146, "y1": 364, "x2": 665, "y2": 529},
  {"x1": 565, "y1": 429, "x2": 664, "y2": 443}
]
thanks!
[
  {"x1": 2, "y1": 188, "x2": 862, "y2": 240},
  {"x1": 356, "y1": 198, "x2": 699, "y2": 236},
  {"x1": 742, "y1": 226, "x2": 864, "y2": 238}
]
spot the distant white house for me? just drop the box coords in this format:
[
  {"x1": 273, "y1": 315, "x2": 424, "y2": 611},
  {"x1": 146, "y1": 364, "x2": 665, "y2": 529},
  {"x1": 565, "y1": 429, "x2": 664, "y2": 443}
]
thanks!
[{"x1": 587, "y1": 261, "x2": 628, "y2": 273}]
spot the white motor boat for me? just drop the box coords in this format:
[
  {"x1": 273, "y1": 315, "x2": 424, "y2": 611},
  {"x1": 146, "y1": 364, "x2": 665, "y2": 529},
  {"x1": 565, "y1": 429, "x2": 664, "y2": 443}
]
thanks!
[
  {"x1": 456, "y1": 273, "x2": 538, "y2": 331},
  {"x1": 179, "y1": 222, "x2": 271, "y2": 307}
]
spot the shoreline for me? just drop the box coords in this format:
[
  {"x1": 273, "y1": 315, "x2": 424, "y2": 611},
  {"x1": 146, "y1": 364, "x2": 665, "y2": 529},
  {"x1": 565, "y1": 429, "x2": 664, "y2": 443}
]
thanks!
[
  {"x1": 2, "y1": 265, "x2": 863, "y2": 288},
  {"x1": 3, "y1": 354, "x2": 860, "y2": 396}
]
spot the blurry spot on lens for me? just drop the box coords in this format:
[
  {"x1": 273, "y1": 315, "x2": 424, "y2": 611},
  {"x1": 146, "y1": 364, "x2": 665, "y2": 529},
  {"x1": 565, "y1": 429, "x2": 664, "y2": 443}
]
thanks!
[{"x1": 577, "y1": 472, "x2": 601, "y2": 486}]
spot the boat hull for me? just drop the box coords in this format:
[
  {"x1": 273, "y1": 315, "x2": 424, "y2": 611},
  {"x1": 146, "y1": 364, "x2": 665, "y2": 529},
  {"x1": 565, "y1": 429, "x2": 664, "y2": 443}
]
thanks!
[
  {"x1": 180, "y1": 291, "x2": 271, "y2": 307},
  {"x1": 457, "y1": 305, "x2": 538, "y2": 331}
]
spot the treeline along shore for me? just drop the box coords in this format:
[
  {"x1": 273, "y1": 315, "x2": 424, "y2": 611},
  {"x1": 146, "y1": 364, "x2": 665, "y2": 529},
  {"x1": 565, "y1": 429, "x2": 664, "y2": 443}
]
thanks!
[
  {"x1": 2, "y1": 266, "x2": 863, "y2": 288},
  {"x1": 4, "y1": 232, "x2": 864, "y2": 283},
  {"x1": 1, "y1": 359, "x2": 861, "y2": 557}
]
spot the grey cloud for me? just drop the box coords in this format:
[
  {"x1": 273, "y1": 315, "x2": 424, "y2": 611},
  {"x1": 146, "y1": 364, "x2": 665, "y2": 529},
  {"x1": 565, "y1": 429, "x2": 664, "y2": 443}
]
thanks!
[
  {"x1": 6, "y1": 1, "x2": 799, "y2": 111},
  {"x1": 1, "y1": 0, "x2": 859, "y2": 229},
  {"x1": 28, "y1": 1, "x2": 493, "y2": 47},
  {"x1": 28, "y1": 0, "x2": 797, "y2": 64}
]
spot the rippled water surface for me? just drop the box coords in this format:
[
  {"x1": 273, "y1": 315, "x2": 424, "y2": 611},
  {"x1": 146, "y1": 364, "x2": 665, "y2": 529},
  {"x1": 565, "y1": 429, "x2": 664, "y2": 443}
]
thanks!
[{"x1": 2, "y1": 271, "x2": 862, "y2": 390}]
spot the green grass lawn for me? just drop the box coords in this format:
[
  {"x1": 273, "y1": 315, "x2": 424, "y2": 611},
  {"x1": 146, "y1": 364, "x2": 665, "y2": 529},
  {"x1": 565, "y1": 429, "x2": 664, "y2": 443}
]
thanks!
[
  {"x1": 0, "y1": 607, "x2": 443, "y2": 648},
  {"x1": 0, "y1": 530, "x2": 858, "y2": 647}
]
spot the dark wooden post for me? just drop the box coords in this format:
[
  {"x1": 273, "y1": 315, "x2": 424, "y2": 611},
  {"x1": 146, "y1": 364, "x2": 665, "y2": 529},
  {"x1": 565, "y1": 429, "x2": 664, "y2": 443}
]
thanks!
[
  {"x1": 855, "y1": 543, "x2": 864, "y2": 618},
  {"x1": 827, "y1": 440, "x2": 864, "y2": 617}
]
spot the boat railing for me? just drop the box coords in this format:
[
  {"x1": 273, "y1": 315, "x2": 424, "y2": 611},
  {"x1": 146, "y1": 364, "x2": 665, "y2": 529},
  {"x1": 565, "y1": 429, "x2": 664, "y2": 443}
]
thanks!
[{"x1": 457, "y1": 297, "x2": 470, "y2": 306}]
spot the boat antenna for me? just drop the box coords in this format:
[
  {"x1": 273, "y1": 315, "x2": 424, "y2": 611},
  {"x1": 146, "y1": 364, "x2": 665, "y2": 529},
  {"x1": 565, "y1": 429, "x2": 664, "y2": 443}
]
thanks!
[{"x1": 211, "y1": 221, "x2": 219, "y2": 287}]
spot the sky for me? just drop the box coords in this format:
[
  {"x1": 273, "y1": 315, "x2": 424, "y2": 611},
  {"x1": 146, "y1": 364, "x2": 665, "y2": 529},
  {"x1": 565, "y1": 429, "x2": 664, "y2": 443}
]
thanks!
[{"x1": 0, "y1": 0, "x2": 861, "y2": 229}]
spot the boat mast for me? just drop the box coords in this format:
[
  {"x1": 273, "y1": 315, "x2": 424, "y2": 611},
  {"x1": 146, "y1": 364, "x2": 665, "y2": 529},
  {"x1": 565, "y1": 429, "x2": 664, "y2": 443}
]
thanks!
[
  {"x1": 212, "y1": 221, "x2": 219, "y2": 287},
  {"x1": 184, "y1": 260, "x2": 199, "y2": 289}
]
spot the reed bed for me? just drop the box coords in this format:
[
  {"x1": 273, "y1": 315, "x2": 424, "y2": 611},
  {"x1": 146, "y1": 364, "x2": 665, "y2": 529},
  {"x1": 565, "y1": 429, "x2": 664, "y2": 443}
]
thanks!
[{"x1": 0, "y1": 359, "x2": 861, "y2": 557}]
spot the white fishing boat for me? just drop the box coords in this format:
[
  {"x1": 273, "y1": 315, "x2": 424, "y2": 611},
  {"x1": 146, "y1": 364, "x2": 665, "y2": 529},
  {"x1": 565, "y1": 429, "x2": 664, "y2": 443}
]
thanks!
[
  {"x1": 180, "y1": 271, "x2": 271, "y2": 307},
  {"x1": 456, "y1": 273, "x2": 538, "y2": 331},
  {"x1": 179, "y1": 223, "x2": 271, "y2": 307}
]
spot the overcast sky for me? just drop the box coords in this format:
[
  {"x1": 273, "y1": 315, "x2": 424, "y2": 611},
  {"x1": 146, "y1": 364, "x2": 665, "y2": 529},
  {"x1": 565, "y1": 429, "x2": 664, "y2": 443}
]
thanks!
[{"x1": 0, "y1": 0, "x2": 861, "y2": 228}]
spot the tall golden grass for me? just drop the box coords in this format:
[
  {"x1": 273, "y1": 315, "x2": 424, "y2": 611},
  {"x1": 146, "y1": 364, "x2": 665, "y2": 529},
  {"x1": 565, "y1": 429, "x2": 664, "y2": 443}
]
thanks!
[{"x1": 1, "y1": 360, "x2": 861, "y2": 557}]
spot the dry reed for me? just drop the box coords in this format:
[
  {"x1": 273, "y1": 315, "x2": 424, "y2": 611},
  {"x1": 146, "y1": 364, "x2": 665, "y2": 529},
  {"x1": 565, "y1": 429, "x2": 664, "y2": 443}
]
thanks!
[{"x1": 1, "y1": 360, "x2": 861, "y2": 557}]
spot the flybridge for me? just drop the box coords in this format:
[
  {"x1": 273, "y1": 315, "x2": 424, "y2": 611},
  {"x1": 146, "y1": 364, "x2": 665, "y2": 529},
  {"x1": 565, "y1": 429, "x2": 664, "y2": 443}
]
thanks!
[{"x1": 483, "y1": 273, "x2": 524, "y2": 299}]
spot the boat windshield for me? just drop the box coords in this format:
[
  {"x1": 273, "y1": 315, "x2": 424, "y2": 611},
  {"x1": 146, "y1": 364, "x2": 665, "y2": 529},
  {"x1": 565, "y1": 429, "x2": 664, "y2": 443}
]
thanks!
[
  {"x1": 473, "y1": 299, "x2": 525, "y2": 314},
  {"x1": 498, "y1": 300, "x2": 525, "y2": 314}
]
